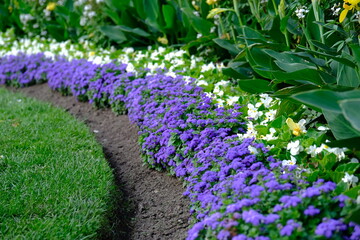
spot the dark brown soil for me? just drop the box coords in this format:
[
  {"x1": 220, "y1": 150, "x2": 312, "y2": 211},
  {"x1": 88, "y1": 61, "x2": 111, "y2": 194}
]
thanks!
[{"x1": 10, "y1": 84, "x2": 191, "y2": 240}]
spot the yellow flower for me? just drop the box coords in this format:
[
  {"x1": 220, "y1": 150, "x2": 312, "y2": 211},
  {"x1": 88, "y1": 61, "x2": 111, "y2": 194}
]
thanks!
[
  {"x1": 206, "y1": 0, "x2": 218, "y2": 5},
  {"x1": 8, "y1": 6, "x2": 13, "y2": 13},
  {"x1": 89, "y1": 51, "x2": 95, "y2": 57},
  {"x1": 46, "y1": 2, "x2": 57, "y2": 11},
  {"x1": 286, "y1": 118, "x2": 306, "y2": 136},
  {"x1": 157, "y1": 36, "x2": 168, "y2": 45},
  {"x1": 339, "y1": 0, "x2": 360, "y2": 23}
]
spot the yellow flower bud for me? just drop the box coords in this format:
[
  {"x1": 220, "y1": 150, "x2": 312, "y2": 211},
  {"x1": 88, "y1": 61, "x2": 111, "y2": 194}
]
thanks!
[
  {"x1": 157, "y1": 36, "x2": 168, "y2": 45},
  {"x1": 206, "y1": 0, "x2": 218, "y2": 5},
  {"x1": 46, "y1": 2, "x2": 57, "y2": 11}
]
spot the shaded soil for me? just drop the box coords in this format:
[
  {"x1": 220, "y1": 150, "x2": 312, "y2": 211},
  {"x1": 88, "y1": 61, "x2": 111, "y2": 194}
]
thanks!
[{"x1": 10, "y1": 84, "x2": 191, "y2": 240}]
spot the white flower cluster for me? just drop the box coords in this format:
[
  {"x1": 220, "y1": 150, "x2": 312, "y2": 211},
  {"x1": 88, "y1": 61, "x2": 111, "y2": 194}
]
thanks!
[
  {"x1": 306, "y1": 144, "x2": 347, "y2": 160},
  {"x1": 295, "y1": 6, "x2": 309, "y2": 19},
  {"x1": 80, "y1": 3, "x2": 97, "y2": 26}
]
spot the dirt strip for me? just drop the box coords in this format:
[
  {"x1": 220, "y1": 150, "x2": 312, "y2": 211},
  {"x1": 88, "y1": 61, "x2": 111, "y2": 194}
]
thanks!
[{"x1": 10, "y1": 84, "x2": 191, "y2": 240}]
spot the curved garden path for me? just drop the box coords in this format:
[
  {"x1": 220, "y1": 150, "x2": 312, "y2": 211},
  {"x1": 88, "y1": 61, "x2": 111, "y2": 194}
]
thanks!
[{"x1": 13, "y1": 84, "x2": 191, "y2": 240}]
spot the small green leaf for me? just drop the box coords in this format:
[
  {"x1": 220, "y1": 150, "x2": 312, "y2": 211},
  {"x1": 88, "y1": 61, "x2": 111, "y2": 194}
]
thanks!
[
  {"x1": 319, "y1": 153, "x2": 337, "y2": 170},
  {"x1": 343, "y1": 186, "x2": 360, "y2": 199},
  {"x1": 336, "y1": 163, "x2": 360, "y2": 174},
  {"x1": 345, "y1": 206, "x2": 360, "y2": 225},
  {"x1": 213, "y1": 38, "x2": 240, "y2": 55}
]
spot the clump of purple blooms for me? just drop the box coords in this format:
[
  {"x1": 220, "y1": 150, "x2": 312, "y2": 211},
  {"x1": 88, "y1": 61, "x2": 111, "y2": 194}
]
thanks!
[{"x1": 0, "y1": 53, "x2": 359, "y2": 239}]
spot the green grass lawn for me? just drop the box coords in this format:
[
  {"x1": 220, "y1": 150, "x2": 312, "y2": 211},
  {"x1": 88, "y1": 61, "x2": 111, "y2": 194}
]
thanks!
[{"x1": 0, "y1": 88, "x2": 116, "y2": 239}]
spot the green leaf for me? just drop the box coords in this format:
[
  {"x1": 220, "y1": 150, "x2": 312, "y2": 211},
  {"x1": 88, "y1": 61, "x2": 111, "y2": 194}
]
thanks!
[
  {"x1": 270, "y1": 116, "x2": 286, "y2": 129},
  {"x1": 274, "y1": 85, "x2": 318, "y2": 98},
  {"x1": 343, "y1": 186, "x2": 360, "y2": 199},
  {"x1": 327, "y1": 137, "x2": 360, "y2": 150},
  {"x1": 246, "y1": 47, "x2": 277, "y2": 79},
  {"x1": 345, "y1": 206, "x2": 360, "y2": 225},
  {"x1": 162, "y1": 4, "x2": 175, "y2": 29},
  {"x1": 336, "y1": 62, "x2": 360, "y2": 87},
  {"x1": 99, "y1": 25, "x2": 127, "y2": 43},
  {"x1": 213, "y1": 38, "x2": 240, "y2": 55},
  {"x1": 207, "y1": 8, "x2": 234, "y2": 19},
  {"x1": 292, "y1": 89, "x2": 360, "y2": 113},
  {"x1": 330, "y1": 171, "x2": 346, "y2": 183},
  {"x1": 238, "y1": 79, "x2": 272, "y2": 94},
  {"x1": 324, "y1": 110, "x2": 360, "y2": 140},
  {"x1": 222, "y1": 62, "x2": 254, "y2": 79},
  {"x1": 272, "y1": 69, "x2": 325, "y2": 86},
  {"x1": 263, "y1": 49, "x2": 317, "y2": 72},
  {"x1": 335, "y1": 181, "x2": 348, "y2": 195},
  {"x1": 336, "y1": 163, "x2": 360, "y2": 174},
  {"x1": 180, "y1": 6, "x2": 212, "y2": 35},
  {"x1": 340, "y1": 98, "x2": 360, "y2": 132},
  {"x1": 116, "y1": 25, "x2": 150, "y2": 37},
  {"x1": 319, "y1": 153, "x2": 337, "y2": 170},
  {"x1": 105, "y1": 0, "x2": 131, "y2": 10},
  {"x1": 275, "y1": 99, "x2": 301, "y2": 117}
]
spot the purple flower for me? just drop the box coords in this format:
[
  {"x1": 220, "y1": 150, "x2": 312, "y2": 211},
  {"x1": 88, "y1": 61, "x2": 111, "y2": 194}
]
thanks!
[
  {"x1": 280, "y1": 220, "x2": 300, "y2": 236},
  {"x1": 315, "y1": 218, "x2": 347, "y2": 238},
  {"x1": 304, "y1": 205, "x2": 320, "y2": 216}
]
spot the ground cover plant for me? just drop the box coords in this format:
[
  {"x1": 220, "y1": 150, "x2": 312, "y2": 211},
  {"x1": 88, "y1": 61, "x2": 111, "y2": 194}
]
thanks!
[{"x1": 0, "y1": 87, "x2": 116, "y2": 239}]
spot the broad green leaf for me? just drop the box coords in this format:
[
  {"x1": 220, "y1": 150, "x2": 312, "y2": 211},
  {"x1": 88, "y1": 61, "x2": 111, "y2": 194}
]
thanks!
[
  {"x1": 272, "y1": 69, "x2": 324, "y2": 85},
  {"x1": 270, "y1": 116, "x2": 286, "y2": 129},
  {"x1": 180, "y1": 6, "x2": 212, "y2": 35},
  {"x1": 336, "y1": 62, "x2": 360, "y2": 87},
  {"x1": 324, "y1": 110, "x2": 360, "y2": 140},
  {"x1": 274, "y1": 85, "x2": 318, "y2": 98},
  {"x1": 340, "y1": 98, "x2": 360, "y2": 132},
  {"x1": 292, "y1": 89, "x2": 360, "y2": 113},
  {"x1": 207, "y1": 8, "x2": 234, "y2": 19},
  {"x1": 246, "y1": 47, "x2": 277, "y2": 79},
  {"x1": 238, "y1": 79, "x2": 272, "y2": 94},
  {"x1": 222, "y1": 62, "x2": 254, "y2": 79},
  {"x1": 99, "y1": 25, "x2": 127, "y2": 43}
]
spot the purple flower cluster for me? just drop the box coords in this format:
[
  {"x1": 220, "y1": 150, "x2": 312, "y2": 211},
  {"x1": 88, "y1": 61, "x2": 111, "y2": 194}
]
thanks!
[
  {"x1": 1, "y1": 53, "x2": 359, "y2": 239},
  {"x1": 0, "y1": 53, "x2": 52, "y2": 86}
]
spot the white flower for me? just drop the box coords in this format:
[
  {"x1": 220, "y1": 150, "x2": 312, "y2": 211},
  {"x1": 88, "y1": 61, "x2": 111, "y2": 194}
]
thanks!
[
  {"x1": 287, "y1": 140, "x2": 303, "y2": 156},
  {"x1": 248, "y1": 146, "x2": 259, "y2": 155},
  {"x1": 307, "y1": 145, "x2": 324, "y2": 157},
  {"x1": 325, "y1": 147, "x2": 347, "y2": 160},
  {"x1": 226, "y1": 96, "x2": 239, "y2": 106},
  {"x1": 259, "y1": 94, "x2": 274, "y2": 108},
  {"x1": 342, "y1": 172, "x2": 359, "y2": 186},
  {"x1": 261, "y1": 128, "x2": 277, "y2": 141},
  {"x1": 317, "y1": 126, "x2": 330, "y2": 131},
  {"x1": 247, "y1": 103, "x2": 263, "y2": 120},
  {"x1": 351, "y1": 158, "x2": 359, "y2": 163},
  {"x1": 282, "y1": 156, "x2": 297, "y2": 167},
  {"x1": 261, "y1": 109, "x2": 276, "y2": 124},
  {"x1": 126, "y1": 63, "x2": 135, "y2": 73},
  {"x1": 295, "y1": 6, "x2": 309, "y2": 19},
  {"x1": 201, "y1": 62, "x2": 216, "y2": 72}
]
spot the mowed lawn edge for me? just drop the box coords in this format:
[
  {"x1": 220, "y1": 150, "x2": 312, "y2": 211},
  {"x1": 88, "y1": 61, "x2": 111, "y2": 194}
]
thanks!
[{"x1": 0, "y1": 88, "x2": 117, "y2": 239}]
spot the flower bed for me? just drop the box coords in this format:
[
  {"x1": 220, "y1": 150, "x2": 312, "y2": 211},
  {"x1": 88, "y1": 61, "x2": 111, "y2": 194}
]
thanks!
[{"x1": 1, "y1": 52, "x2": 359, "y2": 239}]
